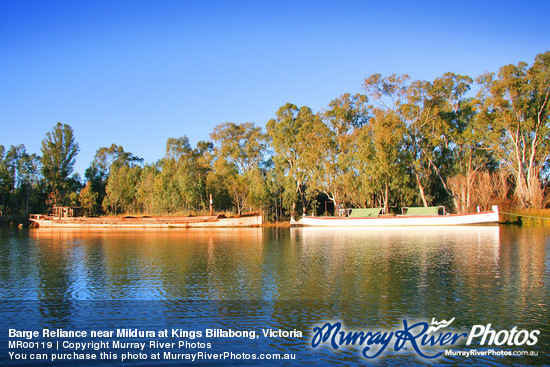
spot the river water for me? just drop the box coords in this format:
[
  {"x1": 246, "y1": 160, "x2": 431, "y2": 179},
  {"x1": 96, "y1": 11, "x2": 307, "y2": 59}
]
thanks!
[{"x1": 0, "y1": 226, "x2": 549, "y2": 366}]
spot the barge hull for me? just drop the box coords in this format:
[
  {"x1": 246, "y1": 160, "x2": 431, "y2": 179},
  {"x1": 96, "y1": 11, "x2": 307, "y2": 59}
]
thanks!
[
  {"x1": 291, "y1": 206, "x2": 499, "y2": 227},
  {"x1": 30, "y1": 214, "x2": 262, "y2": 228}
]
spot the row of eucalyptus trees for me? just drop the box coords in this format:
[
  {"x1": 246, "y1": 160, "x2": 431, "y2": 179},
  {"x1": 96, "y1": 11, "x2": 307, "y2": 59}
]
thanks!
[
  {"x1": 1, "y1": 52, "x2": 548, "y2": 218},
  {"x1": 80, "y1": 122, "x2": 269, "y2": 216},
  {"x1": 0, "y1": 122, "x2": 81, "y2": 217},
  {"x1": 267, "y1": 51, "x2": 550, "y2": 215}
]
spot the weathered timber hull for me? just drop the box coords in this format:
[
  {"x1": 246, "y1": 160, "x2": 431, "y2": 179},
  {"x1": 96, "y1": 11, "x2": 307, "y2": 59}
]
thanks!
[
  {"x1": 29, "y1": 214, "x2": 263, "y2": 228},
  {"x1": 290, "y1": 206, "x2": 499, "y2": 227}
]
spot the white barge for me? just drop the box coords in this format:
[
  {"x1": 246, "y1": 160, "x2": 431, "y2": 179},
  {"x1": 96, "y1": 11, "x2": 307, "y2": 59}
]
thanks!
[{"x1": 290, "y1": 206, "x2": 499, "y2": 227}]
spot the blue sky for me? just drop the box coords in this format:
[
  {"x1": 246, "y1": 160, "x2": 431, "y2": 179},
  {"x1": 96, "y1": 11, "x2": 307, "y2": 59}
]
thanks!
[{"x1": 1, "y1": 0, "x2": 549, "y2": 176}]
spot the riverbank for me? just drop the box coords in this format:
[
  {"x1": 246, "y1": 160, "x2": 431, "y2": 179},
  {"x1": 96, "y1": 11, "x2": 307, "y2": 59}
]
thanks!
[
  {"x1": 500, "y1": 209, "x2": 550, "y2": 225},
  {"x1": 0, "y1": 215, "x2": 29, "y2": 228},
  {"x1": 260, "y1": 221, "x2": 290, "y2": 228},
  {"x1": 9, "y1": 208, "x2": 550, "y2": 228}
]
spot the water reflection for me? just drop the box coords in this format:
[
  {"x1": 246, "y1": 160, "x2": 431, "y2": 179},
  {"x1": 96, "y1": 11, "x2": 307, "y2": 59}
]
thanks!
[
  {"x1": 1, "y1": 226, "x2": 549, "y2": 366},
  {"x1": 1, "y1": 227, "x2": 544, "y2": 310},
  {"x1": 6, "y1": 226, "x2": 544, "y2": 325},
  {"x1": 287, "y1": 227, "x2": 500, "y2": 323},
  {"x1": 22, "y1": 229, "x2": 264, "y2": 300}
]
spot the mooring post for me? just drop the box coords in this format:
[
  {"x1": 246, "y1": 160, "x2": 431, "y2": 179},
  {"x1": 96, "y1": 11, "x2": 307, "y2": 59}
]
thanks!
[{"x1": 209, "y1": 194, "x2": 213, "y2": 215}]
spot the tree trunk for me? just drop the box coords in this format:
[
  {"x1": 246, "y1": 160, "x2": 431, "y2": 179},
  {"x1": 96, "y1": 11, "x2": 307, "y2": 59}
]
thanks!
[
  {"x1": 25, "y1": 188, "x2": 30, "y2": 215},
  {"x1": 514, "y1": 171, "x2": 529, "y2": 208},
  {"x1": 383, "y1": 179, "x2": 389, "y2": 213},
  {"x1": 414, "y1": 171, "x2": 429, "y2": 207},
  {"x1": 429, "y1": 158, "x2": 459, "y2": 211}
]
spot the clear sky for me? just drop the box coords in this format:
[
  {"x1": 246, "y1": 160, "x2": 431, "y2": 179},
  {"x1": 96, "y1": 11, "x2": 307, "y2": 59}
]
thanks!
[{"x1": 1, "y1": 0, "x2": 549, "y2": 176}]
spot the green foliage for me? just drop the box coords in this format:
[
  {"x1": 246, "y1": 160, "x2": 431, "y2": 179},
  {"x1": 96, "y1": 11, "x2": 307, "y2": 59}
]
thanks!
[
  {"x1": 3, "y1": 52, "x2": 550, "y2": 221},
  {"x1": 267, "y1": 104, "x2": 323, "y2": 216},
  {"x1": 0, "y1": 144, "x2": 44, "y2": 216},
  {"x1": 210, "y1": 122, "x2": 268, "y2": 214},
  {"x1": 134, "y1": 164, "x2": 158, "y2": 213},
  {"x1": 40, "y1": 122, "x2": 80, "y2": 207},
  {"x1": 79, "y1": 181, "x2": 98, "y2": 216},
  {"x1": 147, "y1": 137, "x2": 214, "y2": 214},
  {"x1": 103, "y1": 165, "x2": 141, "y2": 214},
  {"x1": 83, "y1": 144, "x2": 143, "y2": 215},
  {"x1": 477, "y1": 51, "x2": 550, "y2": 208}
]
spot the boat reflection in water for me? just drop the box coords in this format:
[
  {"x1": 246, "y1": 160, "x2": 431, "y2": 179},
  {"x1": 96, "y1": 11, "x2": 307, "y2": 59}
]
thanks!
[
  {"x1": 26, "y1": 228, "x2": 264, "y2": 300},
  {"x1": 2, "y1": 225, "x2": 546, "y2": 366},
  {"x1": 288, "y1": 226, "x2": 502, "y2": 312},
  {"x1": 291, "y1": 225, "x2": 501, "y2": 266}
]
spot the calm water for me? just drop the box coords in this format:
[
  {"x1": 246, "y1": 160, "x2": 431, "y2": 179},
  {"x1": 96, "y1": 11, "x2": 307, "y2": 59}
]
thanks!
[{"x1": 1, "y1": 226, "x2": 549, "y2": 366}]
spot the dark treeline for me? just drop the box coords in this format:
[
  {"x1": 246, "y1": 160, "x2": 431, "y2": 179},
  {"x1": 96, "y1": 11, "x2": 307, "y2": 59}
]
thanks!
[{"x1": 1, "y1": 52, "x2": 549, "y2": 220}]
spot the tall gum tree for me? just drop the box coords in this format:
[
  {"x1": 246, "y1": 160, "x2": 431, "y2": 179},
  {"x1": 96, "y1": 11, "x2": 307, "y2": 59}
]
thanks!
[
  {"x1": 153, "y1": 137, "x2": 194, "y2": 213},
  {"x1": 318, "y1": 93, "x2": 369, "y2": 213},
  {"x1": 477, "y1": 52, "x2": 550, "y2": 208},
  {"x1": 434, "y1": 73, "x2": 497, "y2": 212},
  {"x1": 267, "y1": 104, "x2": 317, "y2": 217},
  {"x1": 210, "y1": 122, "x2": 267, "y2": 214},
  {"x1": 102, "y1": 164, "x2": 141, "y2": 214},
  {"x1": 364, "y1": 73, "x2": 478, "y2": 210},
  {"x1": 84, "y1": 144, "x2": 142, "y2": 215},
  {"x1": 362, "y1": 109, "x2": 409, "y2": 212},
  {"x1": 5, "y1": 145, "x2": 40, "y2": 214},
  {"x1": 40, "y1": 122, "x2": 79, "y2": 207},
  {"x1": 152, "y1": 136, "x2": 213, "y2": 213},
  {"x1": 400, "y1": 79, "x2": 446, "y2": 207},
  {"x1": 423, "y1": 72, "x2": 477, "y2": 211},
  {"x1": 362, "y1": 74, "x2": 437, "y2": 206},
  {"x1": 296, "y1": 109, "x2": 332, "y2": 212}
]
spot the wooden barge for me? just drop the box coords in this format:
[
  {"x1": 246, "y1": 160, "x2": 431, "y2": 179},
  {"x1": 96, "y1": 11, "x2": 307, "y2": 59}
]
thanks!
[{"x1": 29, "y1": 210, "x2": 263, "y2": 228}]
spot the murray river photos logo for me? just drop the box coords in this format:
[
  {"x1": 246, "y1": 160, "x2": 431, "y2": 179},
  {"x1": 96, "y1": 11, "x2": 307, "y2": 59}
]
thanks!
[{"x1": 311, "y1": 318, "x2": 540, "y2": 359}]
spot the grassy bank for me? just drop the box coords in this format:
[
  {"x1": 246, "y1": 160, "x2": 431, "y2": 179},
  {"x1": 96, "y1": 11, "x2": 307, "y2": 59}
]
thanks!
[
  {"x1": 261, "y1": 221, "x2": 290, "y2": 227},
  {"x1": 500, "y1": 209, "x2": 550, "y2": 225}
]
